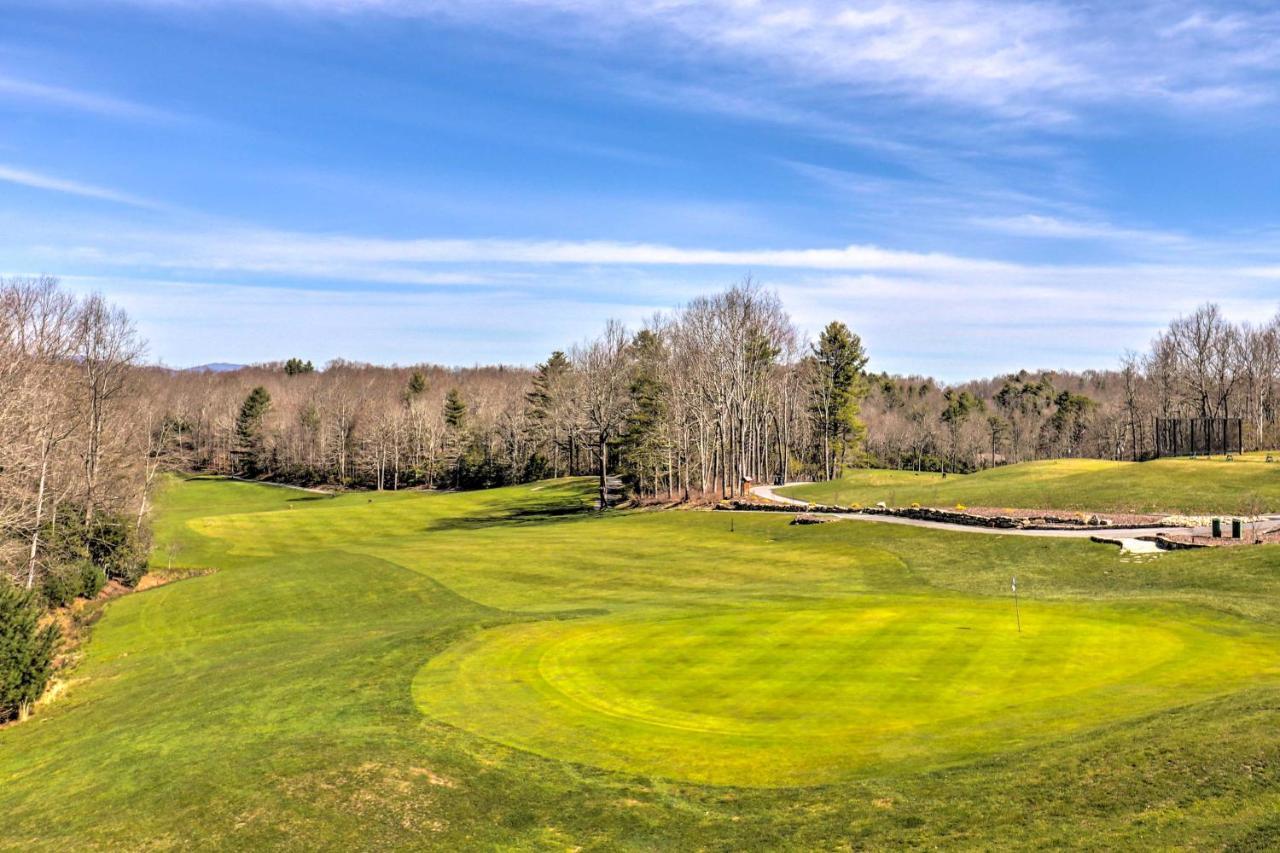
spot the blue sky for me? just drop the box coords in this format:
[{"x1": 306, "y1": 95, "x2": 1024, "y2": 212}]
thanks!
[{"x1": 3, "y1": 0, "x2": 1280, "y2": 379}]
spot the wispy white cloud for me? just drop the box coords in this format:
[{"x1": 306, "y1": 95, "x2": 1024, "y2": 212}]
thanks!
[
  {"x1": 971, "y1": 214, "x2": 1188, "y2": 246},
  {"x1": 0, "y1": 74, "x2": 179, "y2": 122},
  {"x1": 0, "y1": 164, "x2": 164, "y2": 209},
  {"x1": 124, "y1": 1, "x2": 1280, "y2": 124},
  {"x1": 11, "y1": 215, "x2": 1280, "y2": 378},
  {"x1": 36, "y1": 224, "x2": 1021, "y2": 278}
]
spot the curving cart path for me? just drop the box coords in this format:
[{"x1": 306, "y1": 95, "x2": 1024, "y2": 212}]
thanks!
[{"x1": 745, "y1": 483, "x2": 1273, "y2": 545}]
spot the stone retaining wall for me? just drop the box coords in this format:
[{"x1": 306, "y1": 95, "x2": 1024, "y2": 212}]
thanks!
[
  {"x1": 716, "y1": 500, "x2": 1161, "y2": 532},
  {"x1": 1149, "y1": 535, "x2": 1211, "y2": 550}
]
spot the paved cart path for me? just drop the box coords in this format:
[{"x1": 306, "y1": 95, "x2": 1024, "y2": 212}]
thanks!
[{"x1": 746, "y1": 483, "x2": 1280, "y2": 541}]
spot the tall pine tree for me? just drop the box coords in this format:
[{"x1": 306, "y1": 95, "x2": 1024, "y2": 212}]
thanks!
[
  {"x1": 619, "y1": 330, "x2": 669, "y2": 497},
  {"x1": 525, "y1": 351, "x2": 572, "y2": 477},
  {"x1": 809, "y1": 321, "x2": 869, "y2": 480},
  {"x1": 235, "y1": 386, "x2": 272, "y2": 476},
  {"x1": 941, "y1": 390, "x2": 983, "y2": 473},
  {"x1": 443, "y1": 388, "x2": 468, "y2": 487}
]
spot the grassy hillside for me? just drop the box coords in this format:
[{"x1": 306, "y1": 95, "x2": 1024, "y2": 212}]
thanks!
[
  {"x1": 2, "y1": 475, "x2": 1280, "y2": 848},
  {"x1": 780, "y1": 453, "x2": 1280, "y2": 514}
]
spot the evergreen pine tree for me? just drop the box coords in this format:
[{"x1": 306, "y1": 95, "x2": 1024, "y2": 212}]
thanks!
[
  {"x1": 235, "y1": 386, "x2": 273, "y2": 476},
  {"x1": 620, "y1": 331, "x2": 669, "y2": 496},
  {"x1": 283, "y1": 358, "x2": 315, "y2": 376},
  {"x1": 443, "y1": 388, "x2": 466, "y2": 430},
  {"x1": 941, "y1": 390, "x2": 983, "y2": 473},
  {"x1": 525, "y1": 351, "x2": 572, "y2": 477},
  {"x1": 809, "y1": 321, "x2": 869, "y2": 479},
  {"x1": 0, "y1": 580, "x2": 59, "y2": 723},
  {"x1": 443, "y1": 388, "x2": 468, "y2": 487}
]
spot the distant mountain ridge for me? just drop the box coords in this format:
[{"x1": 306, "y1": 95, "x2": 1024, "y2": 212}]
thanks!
[{"x1": 184, "y1": 362, "x2": 246, "y2": 373}]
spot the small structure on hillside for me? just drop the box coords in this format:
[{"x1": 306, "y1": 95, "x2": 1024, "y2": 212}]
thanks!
[{"x1": 1153, "y1": 417, "x2": 1242, "y2": 458}]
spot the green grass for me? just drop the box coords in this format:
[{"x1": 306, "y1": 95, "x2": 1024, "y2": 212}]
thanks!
[
  {"x1": 416, "y1": 598, "x2": 1278, "y2": 786},
  {"x1": 2, "y1": 474, "x2": 1280, "y2": 848},
  {"x1": 780, "y1": 453, "x2": 1280, "y2": 514}
]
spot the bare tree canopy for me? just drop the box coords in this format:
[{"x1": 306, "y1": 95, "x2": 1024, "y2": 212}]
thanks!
[
  {"x1": 5, "y1": 277, "x2": 1264, "y2": 543},
  {"x1": 0, "y1": 277, "x2": 147, "y2": 591}
]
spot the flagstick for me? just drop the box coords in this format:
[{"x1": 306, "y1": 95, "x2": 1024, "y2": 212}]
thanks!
[{"x1": 1012, "y1": 576, "x2": 1021, "y2": 634}]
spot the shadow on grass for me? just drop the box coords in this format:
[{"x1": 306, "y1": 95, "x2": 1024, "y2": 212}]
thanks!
[
  {"x1": 179, "y1": 474, "x2": 338, "y2": 500},
  {"x1": 422, "y1": 501, "x2": 599, "y2": 532}
]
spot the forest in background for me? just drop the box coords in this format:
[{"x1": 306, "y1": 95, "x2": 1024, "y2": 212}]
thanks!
[{"x1": 144, "y1": 285, "x2": 1280, "y2": 500}]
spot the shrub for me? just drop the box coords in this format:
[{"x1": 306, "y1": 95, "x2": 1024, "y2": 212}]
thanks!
[
  {"x1": 40, "y1": 560, "x2": 107, "y2": 608},
  {"x1": 0, "y1": 579, "x2": 60, "y2": 722},
  {"x1": 79, "y1": 562, "x2": 107, "y2": 599},
  {"x1": 41, "y1": 563, "x2": 83, "y2": 609},
  {"x1": 910, "y1": 502, "x2": 922, "y2": 509},
  {"x1": 44, "y1": 511, "x2": 149, "y2": 588},
  {"x1": 88, "y1": 517, "x2": 146, "y2": 586},
  {"x1": 955, "y1": 504, "x2": 967, "y2": 511}
]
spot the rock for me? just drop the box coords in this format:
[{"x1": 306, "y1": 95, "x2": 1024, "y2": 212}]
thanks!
[
  {"x1": 791, "y1": 513, "x2": 833, "y2": 525},
  {"x1": 875, "y1": 501, "x2": 887, "y2": 509}
]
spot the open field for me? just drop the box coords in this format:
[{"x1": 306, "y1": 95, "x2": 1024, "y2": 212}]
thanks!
[
  {"x1": 779, "y1": 454, "x2": 1280, "y2": 515},
  {"x1": 3, "y1": 475, "x2": 1280, "y2": 848}
]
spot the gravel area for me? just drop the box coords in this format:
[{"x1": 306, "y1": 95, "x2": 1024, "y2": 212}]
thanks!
[
  {"x1": 1160, "y1": 526, "x2": 1280, "y2": 547},
  {"x1": 962, "y1": 507, "x2": 1166, "y2": 527}
]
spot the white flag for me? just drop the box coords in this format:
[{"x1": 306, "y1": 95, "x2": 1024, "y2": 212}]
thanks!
[{"x1": 1011, "y1": 576, "x2": 1017, "y2": 593}]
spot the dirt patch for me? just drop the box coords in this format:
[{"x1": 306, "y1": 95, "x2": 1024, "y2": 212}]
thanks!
[
  {"x1": 1159, "y1": 530, "x2": 1280, "y2": 548},
  {"x1": 410, "y1": 767, "x2": 457, "y2": 788},
  {"x1": 131, "y1": 567, "x2": 217, "y2": 593},
  {"x1": 791, "y1": 513, "x2": 837, "y2": 525},
  {"x1": 724, "y1": 499, "x2": 1168, "y2": 531},
  {"x1": 635, "y1": 492, "x2": 726, "y2": 510},
  {"x1": 275, "y1": 762, "x2": 451, "y2": 834}
]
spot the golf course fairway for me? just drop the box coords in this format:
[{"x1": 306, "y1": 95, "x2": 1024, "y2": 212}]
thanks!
[{"x1": 5, "y1": 474, "x2": 1280, "y2": 848}]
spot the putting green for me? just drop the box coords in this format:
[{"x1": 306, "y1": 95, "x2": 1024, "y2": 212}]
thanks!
[{"x1": 415, "y1": 597, "x2": 1280, "y2": 786}]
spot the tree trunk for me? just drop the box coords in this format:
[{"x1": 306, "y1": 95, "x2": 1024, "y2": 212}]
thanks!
[
  {"x1": 27, "y1": 443, "x2": 49, "y2": 590},
  {"x1": 598, "y1": 435, "x2": 609, "y2": 509}
]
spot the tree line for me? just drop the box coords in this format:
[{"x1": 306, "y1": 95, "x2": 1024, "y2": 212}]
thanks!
[
  {"x1": 147, "y1": 287, "x2": 1280, "y2": 500},
  {"x1": 147, "y1": 281, "x2": 871, "y2": 507},
  {"x1": 863, "y1": 304, "x2": 1280, "y2": 472},
  {"x1": 1, "y1": 276, "x2": 150, "y2": 722}
]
